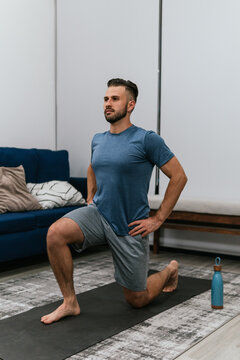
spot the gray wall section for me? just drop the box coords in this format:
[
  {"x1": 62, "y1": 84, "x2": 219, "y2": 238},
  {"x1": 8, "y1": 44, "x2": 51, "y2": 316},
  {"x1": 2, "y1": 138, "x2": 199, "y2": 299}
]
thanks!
[
  {"x1": 57, "y1": 0, "x2": 159, "y2": 195},
  {"x1": 0, "y1": 0, "x2": 55, "y2": 149},
  {"x1": 160, "y1": 0, "x2": 240, "y2": 202},
  {"x1": 159, "y1": 0, "x2": 240, "y2": 254}
]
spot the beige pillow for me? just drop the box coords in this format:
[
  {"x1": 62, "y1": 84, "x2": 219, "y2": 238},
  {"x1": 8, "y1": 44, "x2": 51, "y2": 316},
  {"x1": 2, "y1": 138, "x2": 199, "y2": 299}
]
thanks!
[{"x1": 0, "y1": 165, "x2": 42, "y2": 214}]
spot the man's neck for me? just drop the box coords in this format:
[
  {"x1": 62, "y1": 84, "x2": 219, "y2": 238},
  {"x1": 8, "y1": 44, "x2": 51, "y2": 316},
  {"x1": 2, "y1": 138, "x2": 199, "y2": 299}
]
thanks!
[{"x1": 109, "y1": 119, "x2": 133, "y2": 134}]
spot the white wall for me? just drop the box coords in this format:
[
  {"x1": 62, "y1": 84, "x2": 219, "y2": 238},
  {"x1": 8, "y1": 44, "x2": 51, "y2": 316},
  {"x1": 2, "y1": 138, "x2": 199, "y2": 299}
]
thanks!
[
  {"x1": 57, "y1": 0, "x2": 159, "y2": 186},
  {"x1": 160, "y1": 0, "x2": 240, "y2": 202},
  {"x1": 0, "y1": 0, "x2": 55, "y2": 149},
  {"x1": 159, "y1": 0, "x2": 240, "y2": 254}
]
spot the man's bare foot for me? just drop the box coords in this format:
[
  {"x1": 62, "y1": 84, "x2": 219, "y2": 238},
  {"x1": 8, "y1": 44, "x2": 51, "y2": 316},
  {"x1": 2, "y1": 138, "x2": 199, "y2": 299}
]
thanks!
[
  {"x1": 41, "y1": 299, "x2": 80, "y2": 325},
  {"x1": 163, "y1": 260, "x2": 179, "y2": 292}
]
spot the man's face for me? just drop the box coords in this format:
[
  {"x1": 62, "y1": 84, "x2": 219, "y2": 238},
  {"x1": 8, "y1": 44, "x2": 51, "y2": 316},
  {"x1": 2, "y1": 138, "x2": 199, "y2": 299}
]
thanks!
[{"x1": 104, "y1": 86, "x2": 129, "y2": 124}]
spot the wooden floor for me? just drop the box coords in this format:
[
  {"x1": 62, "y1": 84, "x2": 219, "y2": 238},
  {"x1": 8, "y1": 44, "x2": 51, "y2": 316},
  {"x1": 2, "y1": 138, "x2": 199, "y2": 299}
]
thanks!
[
  {"x1": 175, "y1": 315, "x2": 240, "y2": 360},
  {"x1": 0, "y1": 246, "x2": 240, "y2": 359},
  {"x1": 155, "y1": 249, "x2": 240, "y2": 360}
]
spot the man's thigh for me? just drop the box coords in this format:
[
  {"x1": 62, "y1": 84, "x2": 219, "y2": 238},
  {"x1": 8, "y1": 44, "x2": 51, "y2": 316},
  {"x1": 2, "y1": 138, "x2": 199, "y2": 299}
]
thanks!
[
  {"x1": 108, "y1": 232, "x2": 150, "y2": 291},
  {"x1": 62, "y1": 204, "x2": 107, "y2": 252}
]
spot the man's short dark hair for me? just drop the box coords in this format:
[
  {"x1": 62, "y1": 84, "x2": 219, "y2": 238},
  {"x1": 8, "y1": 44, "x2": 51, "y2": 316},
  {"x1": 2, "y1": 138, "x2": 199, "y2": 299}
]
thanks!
[{"x1": 107, "y1": 78, "x2": 138, "y2": 102}]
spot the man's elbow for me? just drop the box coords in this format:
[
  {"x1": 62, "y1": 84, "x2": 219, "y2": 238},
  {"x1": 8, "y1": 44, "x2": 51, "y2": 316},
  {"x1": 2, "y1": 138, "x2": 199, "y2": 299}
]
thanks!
[
  {"x1": 180, "y1": 171, "x2": 188, "y2": 189},
  {"x1": 174, "y1": 169, "x2": 187, "y2": 189}
]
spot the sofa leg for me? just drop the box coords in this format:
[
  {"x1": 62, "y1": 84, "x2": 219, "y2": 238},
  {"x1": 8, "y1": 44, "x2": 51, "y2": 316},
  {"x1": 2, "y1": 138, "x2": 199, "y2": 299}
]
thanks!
[{"x1": 153, "y1": 228, "x2": 160, "y2": 254}]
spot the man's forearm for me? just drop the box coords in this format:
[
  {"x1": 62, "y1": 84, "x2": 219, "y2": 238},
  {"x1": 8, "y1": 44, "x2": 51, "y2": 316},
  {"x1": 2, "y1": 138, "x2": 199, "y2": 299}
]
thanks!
[{"x1": 87, "y1": 164, "x2": 97, "y2": 204}]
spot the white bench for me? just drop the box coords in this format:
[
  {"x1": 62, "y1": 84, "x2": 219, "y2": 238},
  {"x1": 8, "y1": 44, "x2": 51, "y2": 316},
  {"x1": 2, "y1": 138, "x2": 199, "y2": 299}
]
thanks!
[{"x1": 148, "y1": 196, "x2": 240, "y2": 254}]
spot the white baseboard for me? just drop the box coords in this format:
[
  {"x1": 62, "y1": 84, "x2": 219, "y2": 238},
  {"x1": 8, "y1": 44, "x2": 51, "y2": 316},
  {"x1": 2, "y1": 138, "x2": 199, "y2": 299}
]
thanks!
[{"x1": 150, "y1": 229, "x2": 240, "y2": 256}]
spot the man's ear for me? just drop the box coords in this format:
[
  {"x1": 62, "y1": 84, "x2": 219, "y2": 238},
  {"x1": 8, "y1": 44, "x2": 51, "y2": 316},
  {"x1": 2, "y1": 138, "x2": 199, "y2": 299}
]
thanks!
[{"x1": 128, "y1": 100, "x2": 136, "y2": 113}]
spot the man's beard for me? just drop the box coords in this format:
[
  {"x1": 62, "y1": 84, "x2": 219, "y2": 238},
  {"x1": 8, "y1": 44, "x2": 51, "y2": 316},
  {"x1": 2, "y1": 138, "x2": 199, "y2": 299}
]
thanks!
[{"x1": 104, "y1": 104, "x2": 128, "y2": 124}]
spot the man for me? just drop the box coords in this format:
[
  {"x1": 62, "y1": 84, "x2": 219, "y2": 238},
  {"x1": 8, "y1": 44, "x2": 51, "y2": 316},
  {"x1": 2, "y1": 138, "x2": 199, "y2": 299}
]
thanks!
[{"x1": 41, "y1": 78, "x2": 187, "y2": 325}]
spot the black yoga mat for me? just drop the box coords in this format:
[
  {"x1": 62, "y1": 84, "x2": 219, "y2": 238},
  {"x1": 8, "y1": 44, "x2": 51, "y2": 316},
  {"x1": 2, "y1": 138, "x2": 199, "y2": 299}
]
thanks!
[{"x1": 0, "y1": 274, "x2": 211, "y2": 360}]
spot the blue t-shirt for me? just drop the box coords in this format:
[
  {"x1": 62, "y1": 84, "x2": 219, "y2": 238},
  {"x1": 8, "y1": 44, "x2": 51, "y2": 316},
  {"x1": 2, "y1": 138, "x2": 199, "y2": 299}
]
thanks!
[{"x1": 91, "y1": 125, "x2": 174, "y2": 236}]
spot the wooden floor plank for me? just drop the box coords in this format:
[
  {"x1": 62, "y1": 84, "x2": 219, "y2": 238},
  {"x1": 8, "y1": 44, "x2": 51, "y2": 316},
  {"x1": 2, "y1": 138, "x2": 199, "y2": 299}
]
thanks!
[{"x1": 175, "y1": 315, "x2": 240, "y2": 360}]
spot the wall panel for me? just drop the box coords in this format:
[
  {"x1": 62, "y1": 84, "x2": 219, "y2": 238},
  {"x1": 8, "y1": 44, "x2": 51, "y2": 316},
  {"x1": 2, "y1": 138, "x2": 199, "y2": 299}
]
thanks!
[
  {"x1": 0, "y1": 0, "x2": 55, "y2": 149},
  {"x1": 160, "y1": 0, "x2": 240, "y2": 202},
  {"x1": 57, "y1": 0, "x2": 159, "y2": 188},
  {"x1": 160, "y1": 0, "x2": 240, "y2": 253}
]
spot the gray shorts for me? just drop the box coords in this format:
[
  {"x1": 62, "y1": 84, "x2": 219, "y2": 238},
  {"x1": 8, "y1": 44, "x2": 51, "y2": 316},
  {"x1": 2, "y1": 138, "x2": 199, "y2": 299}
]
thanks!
[{"x1": 63, "y1": 203, "x2": 149, "y2": 291}]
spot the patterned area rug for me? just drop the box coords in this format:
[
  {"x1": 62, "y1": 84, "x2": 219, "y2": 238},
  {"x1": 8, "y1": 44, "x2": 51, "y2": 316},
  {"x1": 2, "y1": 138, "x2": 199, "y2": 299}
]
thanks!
[{"x1": 0, "y1": 250, "x2": 239, "y2": 360}]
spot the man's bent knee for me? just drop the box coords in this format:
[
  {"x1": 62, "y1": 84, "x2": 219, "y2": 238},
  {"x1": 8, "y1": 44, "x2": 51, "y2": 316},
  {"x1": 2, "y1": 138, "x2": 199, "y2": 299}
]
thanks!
[
  {"x1": 47, "y1": 218, "x2": 84, "y2": 249},
  {"x1": 123, "y1": 288, "x2": 148, "y2": 309},
  {"x1": 47, "y1": 222, "x2": 66, "y2": 249}
]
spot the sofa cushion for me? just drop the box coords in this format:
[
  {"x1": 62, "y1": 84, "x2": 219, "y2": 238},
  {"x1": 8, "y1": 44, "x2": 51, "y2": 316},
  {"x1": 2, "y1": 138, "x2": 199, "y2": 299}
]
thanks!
[
  {"x1": 34, "y1": 205, "x2": 86, "y2": 228},
  {"x1": 0, "y1": 211, "x2": 37, "y2": 235},
  {"x1": 0, "y1": 229, "x2": 47, "y2": 262},
  {"x1": 69, "y1": 177, "x2": 87, "y2": 200},
  {"x1": 0, "y1": 205, "x2": 86, "y2": 235},
  {"x1": 36, "y1": 149, "x2": 70, "y2": 183},
  {"x1": 0, "y1": 147, "x2": 38, "y2": 183},
  {"x1": 148, "y1": 195, "x2": 240, "y2": 216},
  {"x1": 0, "y1": 165, "x2": 42, "y2": 214}
]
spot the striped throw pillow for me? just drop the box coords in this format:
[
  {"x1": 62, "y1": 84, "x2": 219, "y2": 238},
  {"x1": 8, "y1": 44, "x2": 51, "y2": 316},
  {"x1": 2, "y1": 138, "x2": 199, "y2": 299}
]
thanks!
[{"x1": 27, "y1": 181, "x2": 86, "y2": 209}]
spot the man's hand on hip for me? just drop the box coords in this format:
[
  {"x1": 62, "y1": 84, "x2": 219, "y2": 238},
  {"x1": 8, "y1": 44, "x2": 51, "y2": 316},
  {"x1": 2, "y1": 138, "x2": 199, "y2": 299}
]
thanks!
[{"x1": 128, "y1": 216, "x2": 162, "y2": 238}]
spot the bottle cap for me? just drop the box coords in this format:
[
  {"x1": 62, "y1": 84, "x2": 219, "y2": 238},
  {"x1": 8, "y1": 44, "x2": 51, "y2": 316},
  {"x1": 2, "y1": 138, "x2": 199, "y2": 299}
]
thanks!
[{"x1": 214, "y1": 257, "x2": 222, "y2": 271}]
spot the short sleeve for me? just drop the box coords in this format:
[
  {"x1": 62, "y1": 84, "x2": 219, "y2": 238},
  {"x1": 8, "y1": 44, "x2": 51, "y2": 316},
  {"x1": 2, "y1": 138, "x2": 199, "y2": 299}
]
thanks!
[
  {"x1": 144, "y1": 131, "x2": 174, "y2": 167},
  {"x1": 91, "y1": 134, "x2": 98, "y2": 163}
]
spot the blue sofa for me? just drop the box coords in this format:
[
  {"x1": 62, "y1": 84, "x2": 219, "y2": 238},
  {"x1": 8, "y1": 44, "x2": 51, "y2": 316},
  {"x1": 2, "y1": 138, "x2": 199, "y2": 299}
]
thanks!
[{"x1": 0, "y1": 147, "x2": 87, "y2": 263}]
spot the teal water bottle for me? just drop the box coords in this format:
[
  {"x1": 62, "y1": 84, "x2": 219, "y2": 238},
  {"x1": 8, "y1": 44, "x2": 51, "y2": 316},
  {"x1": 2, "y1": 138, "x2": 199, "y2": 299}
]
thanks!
[{"x1": 211, "y1": 257, "x2": 223, "y2": 309}]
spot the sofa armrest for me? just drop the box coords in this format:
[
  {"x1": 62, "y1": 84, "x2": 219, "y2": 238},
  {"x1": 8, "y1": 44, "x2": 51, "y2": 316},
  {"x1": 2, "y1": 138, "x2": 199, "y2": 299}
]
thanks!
[{"x1": 69, "y1": 177, "x2": 87, "y2": 200}]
